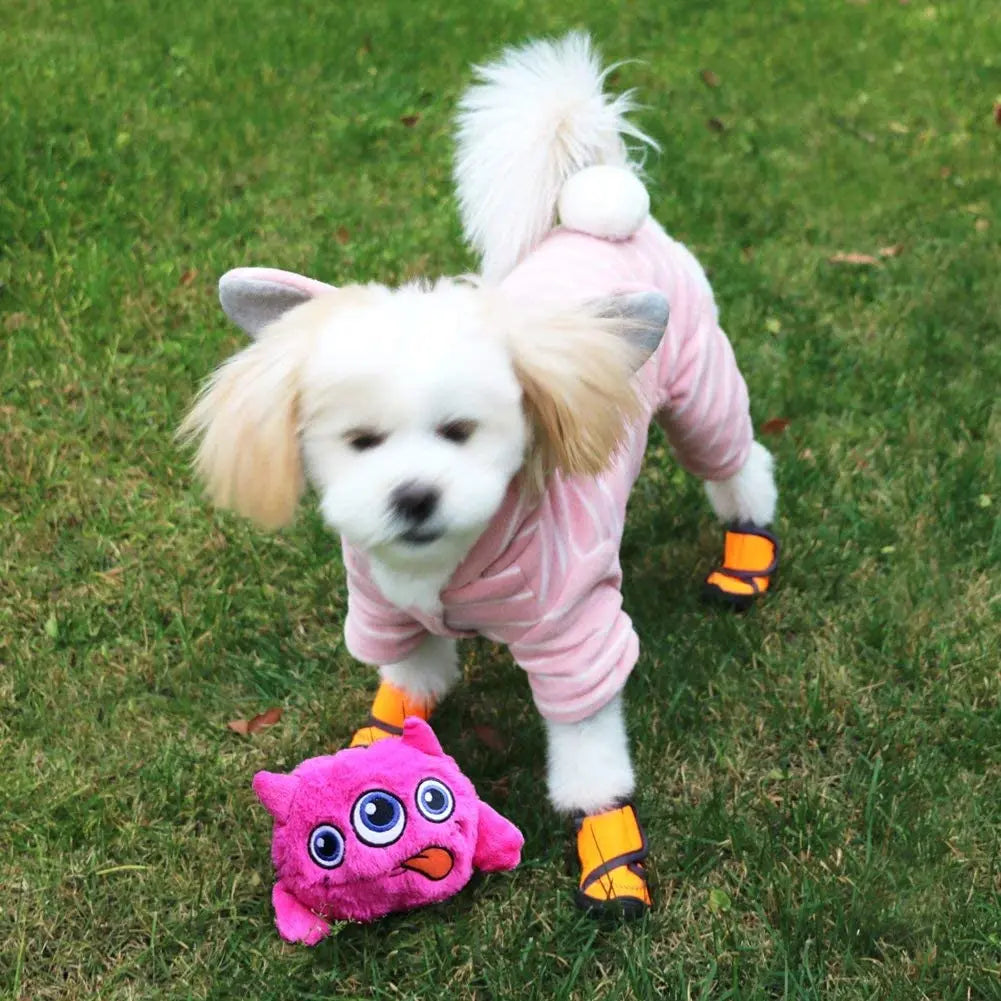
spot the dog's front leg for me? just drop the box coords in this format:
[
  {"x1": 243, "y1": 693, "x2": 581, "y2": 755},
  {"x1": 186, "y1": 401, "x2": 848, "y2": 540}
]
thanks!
[
  {"x1": 544, "y1": 695, "x2": 651, "y2": 917},
  {"x1": 349, "y1": 635, "x2": 460, "y2": 747},
  {"x1": 702, "y1": 440, "x2": 780, "y2": 609}
]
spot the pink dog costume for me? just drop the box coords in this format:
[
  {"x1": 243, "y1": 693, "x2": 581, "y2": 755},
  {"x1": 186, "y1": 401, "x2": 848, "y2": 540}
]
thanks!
[{"x1": 343, "y1": 219, "x2": 754, "y2": 724}]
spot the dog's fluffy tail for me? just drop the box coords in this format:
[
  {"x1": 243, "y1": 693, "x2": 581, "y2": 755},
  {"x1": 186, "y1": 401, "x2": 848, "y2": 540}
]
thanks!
[{"x1": 454, "y1": 32, "x2": 656, "y2": 282}]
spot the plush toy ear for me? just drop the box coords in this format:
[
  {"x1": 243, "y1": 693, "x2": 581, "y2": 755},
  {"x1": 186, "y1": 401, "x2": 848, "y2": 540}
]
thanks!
[
  {"x1": 253, "y1": 771, "x2": 298, "y2": 823},
  {"x1": 400, "y1": 717, "x2": 446, "y2": 757},
  {"x1": 509, "y1": 291, "x2": 668, "y2": 480},
  {"x1": 473, "y1": 800, "x2": 524, "y2": 872},
  {"x1": 219, "y1": 267, "x2": 336, "y2": 339}
]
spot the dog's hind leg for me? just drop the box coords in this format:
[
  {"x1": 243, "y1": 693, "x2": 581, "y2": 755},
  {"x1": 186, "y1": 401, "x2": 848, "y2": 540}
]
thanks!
[
  {"x1": 703, "y1": 440, "x2": 777, "y2": 529},
  {"x1": 649, "y1": 272, "x2": 780, "y2": 610},
  {"x1": 349, "y1": 636, "x2": 460, "y2": 747},
  {"x1": 701, "y1": 441, "x2": 780, "y2": 609}
]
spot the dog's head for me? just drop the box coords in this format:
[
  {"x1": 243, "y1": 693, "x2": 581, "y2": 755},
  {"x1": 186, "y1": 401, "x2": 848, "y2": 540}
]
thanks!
[{"x1": 179, "y1": 268, "x2": 667, "y2": 572}]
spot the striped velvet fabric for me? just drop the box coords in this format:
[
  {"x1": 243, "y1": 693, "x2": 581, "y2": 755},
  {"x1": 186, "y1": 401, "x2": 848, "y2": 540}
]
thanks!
[{"x1": 343, "y1": 220, "x2": 753, "y2": 723}]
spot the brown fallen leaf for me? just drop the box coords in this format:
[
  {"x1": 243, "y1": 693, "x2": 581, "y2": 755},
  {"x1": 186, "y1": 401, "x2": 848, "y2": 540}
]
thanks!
[
  {"x1": 400, "y1": 114, "x2": 420, "y2": 127},
  {"x1": 828, "y1": 251, "x2": 880, "y2": 265},
  {"x1": 473, "y1": 724, "x2": 506, "y2": 753},
  {"x1": 707, "y1": 117, "x2": 726, "y2": 133},
  {"x1": 878, "y1": 243, "x2": 904, "y2": 258},
  {"x1": 700, "y1": 68, "x2": 721, "y2": 88},
  {"x1": 994, "y1": 102, "x2": 1001, "y2": 127},
  {"x1": 228, "y1": 707, "x2": 283, "y2": 735},
  {"x1": 179, "y1": 268, "x2": 198, "y2": 287},
  {"x1": 760, "y1": 417, "x2": 791, "y2": 436},
  {"x1": 335, "y1": 227, "x2": 350, "y2": 245},
  {"x1": 249, "y1": 707, "x2": 283, "y2": 732}
]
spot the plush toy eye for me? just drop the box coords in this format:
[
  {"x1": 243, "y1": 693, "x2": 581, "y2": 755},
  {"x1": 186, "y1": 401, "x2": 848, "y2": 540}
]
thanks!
[
  {"x1": 415, "y1": 778, "x2": 455, "y2": 823},
  {"x1": 352, "y1": 790, "x2": 406, "y2": 846},
  {"x1": 308, "y1": 824, "x2": 345, "y2": 869}
]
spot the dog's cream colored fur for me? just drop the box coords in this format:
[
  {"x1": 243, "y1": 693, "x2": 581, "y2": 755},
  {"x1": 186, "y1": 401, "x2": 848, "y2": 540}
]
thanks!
[
  {"x1": 180, "y1": 283, "x2": 649, "y2": 534},
  {"x1": 178, "y1": 305, "x2": 312, "y2": 529},
  {"x1": 505, "y1": 300, "x2": 647, "y2": 490}
]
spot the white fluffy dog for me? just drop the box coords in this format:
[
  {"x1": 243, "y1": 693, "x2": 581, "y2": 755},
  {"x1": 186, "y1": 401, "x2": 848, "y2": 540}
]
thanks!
[{"x1": 181, "y1": 33, "x2": 778, "y2": 917}]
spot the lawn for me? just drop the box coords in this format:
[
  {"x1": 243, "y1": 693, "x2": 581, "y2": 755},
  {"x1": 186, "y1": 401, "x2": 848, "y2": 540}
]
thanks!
[{"x1": 2, "y1": 0, "x2": 1000, "y2": 998}]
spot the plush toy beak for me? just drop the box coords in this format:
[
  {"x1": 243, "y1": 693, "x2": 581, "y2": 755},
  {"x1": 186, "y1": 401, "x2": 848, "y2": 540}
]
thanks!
[{"x1": 400, "y1": 847, "x2": 454, "y2": 881}]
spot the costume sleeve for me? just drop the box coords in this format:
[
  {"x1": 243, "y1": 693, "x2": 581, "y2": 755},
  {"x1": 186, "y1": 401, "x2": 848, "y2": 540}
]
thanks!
[
  {"x1": 507, "y1": 577, "x2": 639, "y2": 725},
  {"x1": 341, "y1": 546, "x2": 429, "y2": 667},
  {"x1": 653, "y1": 244, "x2": 754, "y2": 482}
]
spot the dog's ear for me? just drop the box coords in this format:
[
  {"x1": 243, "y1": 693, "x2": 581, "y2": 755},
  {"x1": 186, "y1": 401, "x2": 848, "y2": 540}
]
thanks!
[
  {"x1": 219, "y1": 267, "x2": 337, "y2": 339},
  {"x1": 508, "y1": 292, "x2": 668, "y2": 481},
  {"x1": 178, "y1": 296, "x2": 330, "y2": 529}
]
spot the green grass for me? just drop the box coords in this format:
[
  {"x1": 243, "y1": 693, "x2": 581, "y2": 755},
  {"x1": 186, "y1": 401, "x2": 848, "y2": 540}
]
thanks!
[{"x1": 2, "y1": 0, "x2": 1000, "y2": 998}]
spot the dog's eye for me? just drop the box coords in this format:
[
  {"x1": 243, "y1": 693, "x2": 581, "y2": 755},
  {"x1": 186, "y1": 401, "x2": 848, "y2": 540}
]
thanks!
[
  {"x1": 345, "y1": 429, "x2": 387, "y2": 452},
  {"x1": 437, "y1": 420, "x2": 477, "y2": 445}
]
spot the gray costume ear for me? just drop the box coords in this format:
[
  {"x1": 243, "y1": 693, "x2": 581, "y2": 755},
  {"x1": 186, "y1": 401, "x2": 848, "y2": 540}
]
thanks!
[
  {"x1": 218, "y1": 267, "x2": 337, "y2": 338},
  {"x1": 592, "y1": 291, "x2": 670, "y2": 369}
]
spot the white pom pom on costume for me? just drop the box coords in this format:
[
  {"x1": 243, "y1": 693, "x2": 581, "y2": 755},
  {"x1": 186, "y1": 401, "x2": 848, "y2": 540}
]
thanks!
[
  {"x1": 557, "y1": 165, "x2": 650, "y2": 241},
  {"x1": 454, "y1": 33, "x2": 655, "y2": 279}
]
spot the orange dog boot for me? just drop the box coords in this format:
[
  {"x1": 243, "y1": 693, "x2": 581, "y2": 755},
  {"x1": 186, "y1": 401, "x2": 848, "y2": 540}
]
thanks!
[
  {"x1": 704, "y1": 522, "x2": 779, "y2": 611},
  {"x1": 349, "y1": 681, "x2": 435, "y2": 748},
  {"x1": 574, "y1": 802, "x2": 652, "y2": 918}
]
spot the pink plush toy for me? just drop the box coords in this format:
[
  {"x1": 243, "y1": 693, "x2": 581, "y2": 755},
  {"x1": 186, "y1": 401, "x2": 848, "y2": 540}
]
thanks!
[{"x1": 252, "y1": 718, "x2": 524, "y2": 941}]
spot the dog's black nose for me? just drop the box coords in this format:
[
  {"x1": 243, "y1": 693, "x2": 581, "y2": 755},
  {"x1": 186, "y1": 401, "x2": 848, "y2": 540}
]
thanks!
[{"x1": 391, "y1": 482, "x2": 440, "y2": 524}]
